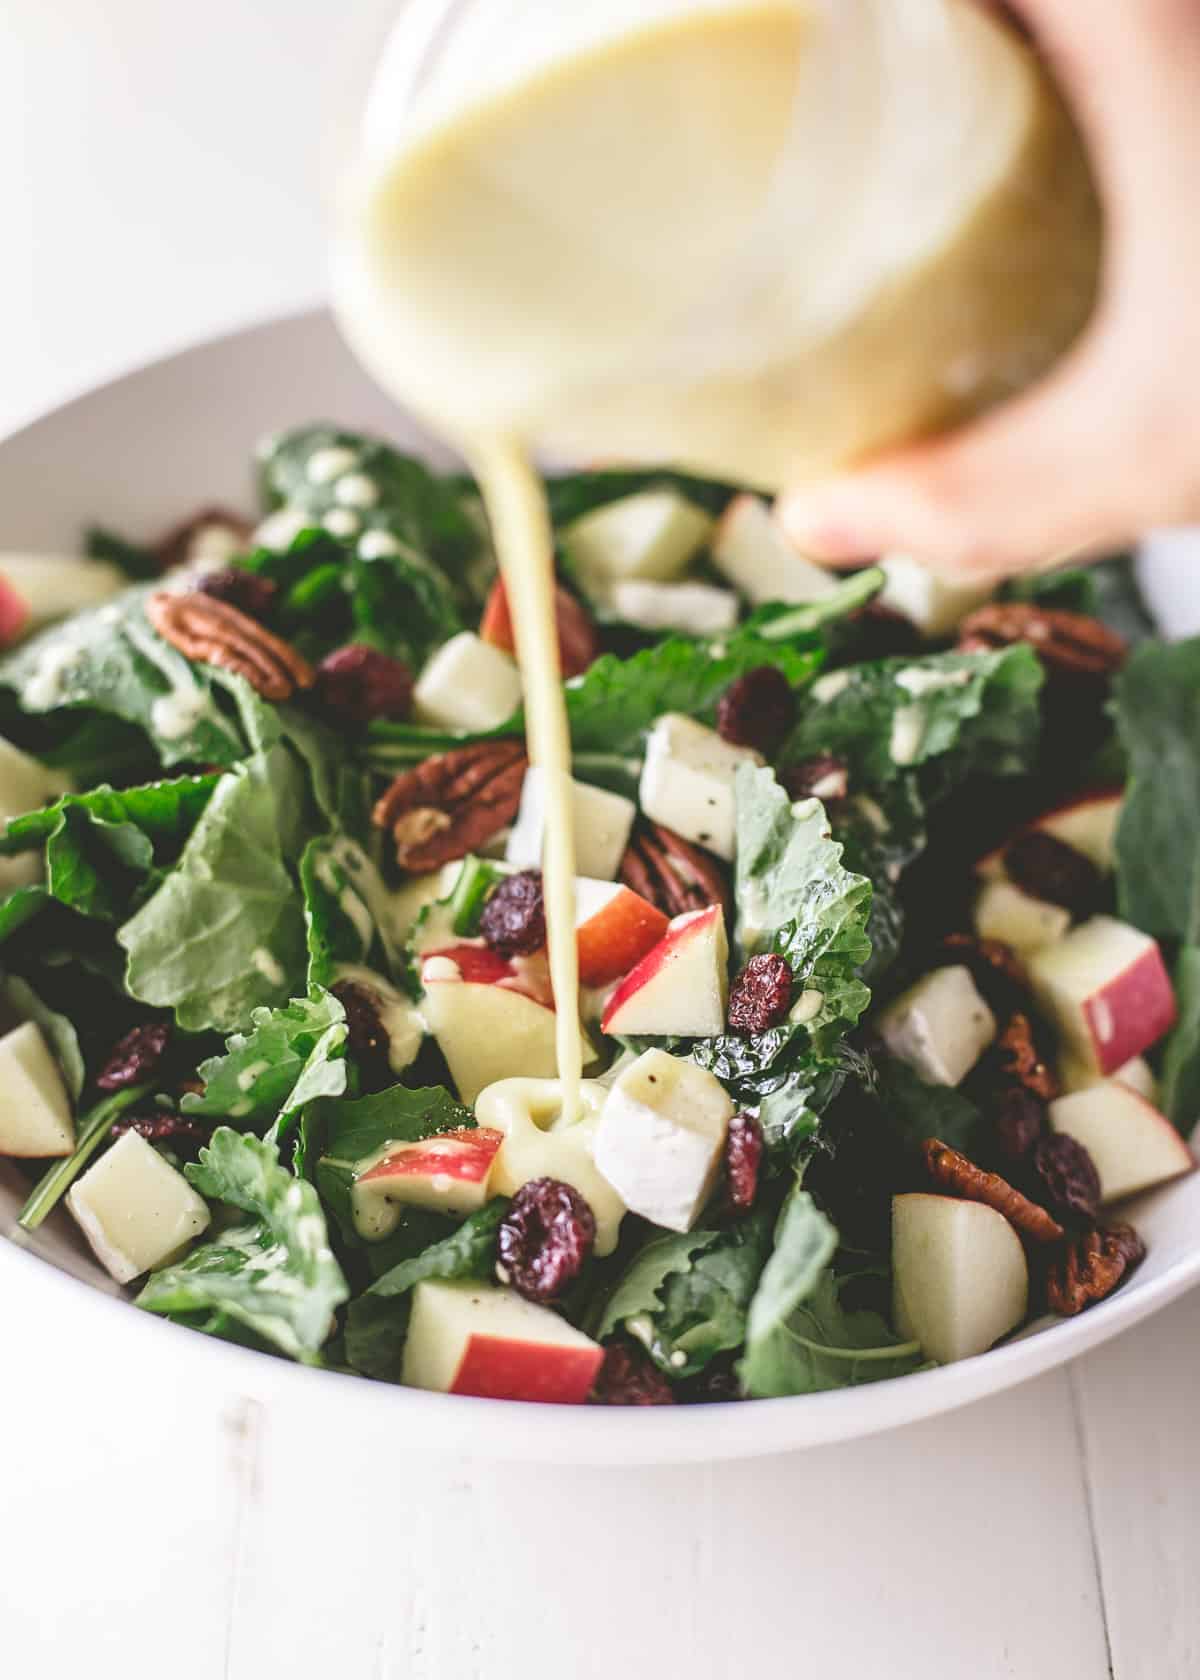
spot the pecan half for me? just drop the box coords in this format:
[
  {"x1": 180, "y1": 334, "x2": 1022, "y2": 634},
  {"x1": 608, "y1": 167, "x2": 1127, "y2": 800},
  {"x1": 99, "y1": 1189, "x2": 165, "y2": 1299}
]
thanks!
[
  {"x1": 923, "y1": 1137, "x2": 1065, "y2": 1244},
  {"x1": 619, "y1": 820, "x2": 731, "y2": 919},
  {"x1": 1045, "y1": 1223, "x2": 1146, "y2": 1316},
  {"x1": 941, "y1": 932, "x2": 1028, "y2": 1019},
  {"x1": 146, "y1": 590, "x2": 315, "y2": 701},
  {"x1": 957, "y1": 603, "x2": 1126, "y2": 677},
  {"x1": 994, "y1": 1011, "x2": 1060, "y2": 1102},
  {"x1": 154, "y1": 506, "x2": 253, "y2": 573},
  {"x1": 372, "y1": 739, "x2": 527, "y2": 872}
]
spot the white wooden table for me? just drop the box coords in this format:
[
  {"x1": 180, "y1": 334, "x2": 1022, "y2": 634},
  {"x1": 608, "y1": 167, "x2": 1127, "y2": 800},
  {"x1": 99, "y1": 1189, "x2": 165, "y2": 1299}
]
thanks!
[{"x1": 2, "y1": 4, "x2": 1198, "y2": 1674}]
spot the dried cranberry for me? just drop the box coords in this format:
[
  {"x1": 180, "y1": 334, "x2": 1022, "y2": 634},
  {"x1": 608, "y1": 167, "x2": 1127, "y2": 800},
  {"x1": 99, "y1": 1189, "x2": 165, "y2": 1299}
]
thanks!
[
  {"x1": 1031, "y1": 1132, "x2": 1102, "y2": 1224},
  {"x1": 479, "y1": 870, "x2": 546, "y2": 958},
  {"x1": 331, "y1": 980, "x2": 393, "y2": 1093},
  {"x1": 195, "y1": 567, "x2": 278, "y2": 621},
  {"x1": 315, "y1": 644, "x2": 414, "y2": 727},
  {"x1": 728, "y1": 953, "x2": 793, "y2": 1034},
  {"x1": 846, "y1": 601, "x2": 922, "y2": 660},
  {"x1": 991, "y1": 1085, "x2": 1046, "y2": 1165},
  {"x1": 1004, "y1": 831, "x2": 1102, "y2": 917},
  {"x1": 716, "y1": 667, "x2": 796, "y2": 756},
  {"x1": 496, "y1": 1177, "x2": 596, "y2": 1302},
  {"x1": 590, "y1": 1341, "x2": 676, "y2": 1406},
  {"x1": 96, "y1": 1023, "x2": 172, "y2": 1091},
  {"x1": 782, "y1": 754, "x2": 849, "y2": 805},
  {"x1": 724, "y1": 1112, "x2": 764, "y2": 1213},
  {"x1": 111, "y1": 1112, "x2": 213, "y2": 1155}
]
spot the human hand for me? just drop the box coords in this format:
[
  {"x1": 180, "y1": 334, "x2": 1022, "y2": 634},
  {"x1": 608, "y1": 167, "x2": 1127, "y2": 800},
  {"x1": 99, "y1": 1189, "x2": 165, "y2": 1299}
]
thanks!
[{"x1": 777, "y1": 0, "x2": 1200, "y2": 576}]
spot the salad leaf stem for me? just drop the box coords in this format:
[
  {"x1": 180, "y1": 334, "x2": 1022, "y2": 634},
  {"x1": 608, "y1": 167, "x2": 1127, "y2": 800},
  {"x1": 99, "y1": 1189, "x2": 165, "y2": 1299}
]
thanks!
[{"x1": 18, "y1": 1084, "x2": 150, "y2": 1230}]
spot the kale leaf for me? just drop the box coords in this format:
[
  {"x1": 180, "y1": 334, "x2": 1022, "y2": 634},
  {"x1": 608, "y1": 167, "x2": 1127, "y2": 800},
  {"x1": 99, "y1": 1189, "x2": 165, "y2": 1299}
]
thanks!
[
  {"x1": 312, "y1": 1082, "x2": 473, "y2": 1243},
  {"x1": 182, "y1": 988, "x2": 349, "y2": 1134}
]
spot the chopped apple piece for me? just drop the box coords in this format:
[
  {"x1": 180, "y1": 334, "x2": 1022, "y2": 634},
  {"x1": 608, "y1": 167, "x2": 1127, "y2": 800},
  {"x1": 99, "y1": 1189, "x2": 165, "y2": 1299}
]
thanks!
[
  {"x1": 610, "y1": 579, "x2": 738, "y2": 635},
  {"x1": 0, "y1": 575, "x2": 29, "y2": 645},
  {"x1": 478, "y1": 1076, "x2": 625, "y2": 1254},
  {"x1": 892, "y1": 1193, "x2": 1029, "y2": 1364},
  {"x1": 402, "y1": 1279, "x2": 604, "y2": 1402},
  {"x1": 711, "y1": 494, "x2": 837, "y2": 605},
  {"x1": 564, "y1": 489, "x2": 713, "y2": 584},
  {"x1": 412, "y1": 631, "x2": 522, "y2": 732},
  {"x1": 421, "y1": 956, "x2": 592, "y2": 1105},
  {"x1": 1029, "y1": 916, "x2": 1176, "y2": 1076},
  {"x1": 977, "y1": 788, "x2": 1123, "y2": 881},
  {"x1": 506, "y1": 768, "x2": 636, "y2": 883},
  {"x1": 0, "y1": 553, "x2": 124, "y2": 632},
  {"x1": 1048, "y1": 1085, "x2": 1194, "y2": 1204},
  {"x1": 352, "y1": 1126, "x2": 504, "y2": 1233},
  {"x1": 1058, "y1": 1051, "x2": 1157, "y2": 1103},
  {"x1": 973, "y1": 879, "x2": 1071, "y2": 956},
  {"x1": 0, "y1": 1021, "x2": 74, "y2": 1158},
  {"x1": 639, "y1": 713, "x2": 761, "y2": 860},
  {"x1": 875, "y1": 554, "x2": 993, "y2": 638},
  {"x1": 479, "y1": 576, "x2": 596, "y2": 678},
  {"x1": 876, "y1": 966, "x2": 996, "y2": 1087},
  {"x1": 67, "y1": 1131, "x2": 210, "y2": 1285},
  {"x1": 574, "y1": 878, "x2": 669, "y2": 987},
  {"x1": 594, "y1": 1049, "x2": 733, "y2": 1232},
  {"x1": 601, "y1": 904, "x2": 729, "y2": 1037}
]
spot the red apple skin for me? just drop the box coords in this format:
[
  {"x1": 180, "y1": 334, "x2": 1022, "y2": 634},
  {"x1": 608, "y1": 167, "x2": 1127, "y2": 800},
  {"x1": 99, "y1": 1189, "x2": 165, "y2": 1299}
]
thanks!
[
  {"x1": 451, "y1": 1334, "x2": 605, "y2": 1403},
  {"x1": 0, "y1": 577, "x2": 29, "y2": 647},
  {"x1": 357, "y1": 1128, "x2": 503, "y2": 1188},
  {"x1": 600, "y1": 906, "x2": 721, "y2": 1035},
  {"x1": 1088, "y1": 945, "x2": 1177, "y2": 1075},
  {"x1": 424, "y1": 944, "x2": 517, "y2": 986},
  {"x1": 577, "y1": 889, "x2": 669, "y2": 987},
  {"x1": 479, "y1": 577, "x2": 597, "y2": 679}
]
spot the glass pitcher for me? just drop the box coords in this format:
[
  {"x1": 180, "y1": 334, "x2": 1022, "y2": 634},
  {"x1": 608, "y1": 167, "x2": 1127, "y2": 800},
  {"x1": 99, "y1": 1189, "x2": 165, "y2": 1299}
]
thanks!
[{"x1": 329, "y1": 0, "x2": 1101, "y2": 489}]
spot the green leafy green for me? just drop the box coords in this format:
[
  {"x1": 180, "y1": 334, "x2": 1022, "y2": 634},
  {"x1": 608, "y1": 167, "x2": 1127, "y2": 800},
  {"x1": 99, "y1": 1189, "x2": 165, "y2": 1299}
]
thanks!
[
  {"x1": 0, "y1": 585, "x2": 248, "y2": 768},
  {"x1": 137, "y1": 1129, "x2": 348, "y2": 1363},
  {"x1": 1, "y1": 973, "x2": 86, "y2": 1101},
  {"x1": 182, "y1": 988, "x2": 348, "y2": 1134},
  {"x1": 300, "y1": 836, "x2": 380, "y2": 989},
  {"x1": 85, "y1": 525, "x2": 159, "y2": 581},
  {"x1": 743, "y1": 1258, "x2": 926, "y2": 1397},
  {"x1": 544, "y1": 467, "x2": 736, "y2": 527},
  {"x1": 18, "y1": 1085, "x2": 150, "y2": 1230},
  {"x1": 312, "y1": 1083, "x2": 473, "y2": 1243},
  {"x1": 783, "y1": 646, "x2": 1043, "y2": 791},
  {"x1": 749, "y1": 568, "x2": 886, "y2": 641},
  {"x1": 1161, "y1": 947, "x2": 1200, "y2": 1129},
  {"x1": 116, "y1": 746, "x2": 309, "y2": 1032},
  {"x1": 871, "y1": 1053, "x2": 987, "y2": 1158},
  {"x1": 343, "y1": 1200, "x2": 508, "y2": 1379}
]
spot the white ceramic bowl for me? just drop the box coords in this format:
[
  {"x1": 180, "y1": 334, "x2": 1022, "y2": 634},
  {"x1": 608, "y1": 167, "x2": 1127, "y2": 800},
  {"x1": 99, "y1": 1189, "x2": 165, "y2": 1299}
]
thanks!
[{"x1": 2, "y1": 308, "x2": 1198, "y2": 1465}]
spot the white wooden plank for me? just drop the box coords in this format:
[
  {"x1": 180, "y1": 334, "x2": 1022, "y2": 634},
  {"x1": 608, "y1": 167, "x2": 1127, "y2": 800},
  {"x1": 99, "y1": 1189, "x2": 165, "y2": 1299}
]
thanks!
[
  {"x1": 225, "y1": 1366, "x2": 1108, "y2": 1680},
  {"x1": 1073, "y1": 1287, "x2": 1200, "y2": 1680}
]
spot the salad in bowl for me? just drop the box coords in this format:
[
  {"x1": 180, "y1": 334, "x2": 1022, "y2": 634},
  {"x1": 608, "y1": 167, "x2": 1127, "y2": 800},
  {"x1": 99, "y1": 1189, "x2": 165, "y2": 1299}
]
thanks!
[{"x1": 0, "y1": 421, "x2": 1192, "y2": 1406}]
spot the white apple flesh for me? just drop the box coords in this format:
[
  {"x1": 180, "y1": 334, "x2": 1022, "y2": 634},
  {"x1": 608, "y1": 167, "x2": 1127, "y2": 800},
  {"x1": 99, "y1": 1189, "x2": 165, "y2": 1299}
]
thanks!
[
  {"x1": 1058, "y1": 1051, "x2": 1157, "y2": 1103},
  {"x1": 875, "y1": 553, "x2": 993, "y2": 637},
  {"x1": 876, "y1": 965, "x2": 996, "y2": 1087},
  {"x1": 421, "y1": 959, "x2": 561, "y2": 1105},
  {"x1": 506, "y1": 768, "x2": 636, "y2": 883},
  {"x1": 711, "y1": 494, "x2": 838, "y2": 606},
  {"x1": 610, "y1": 579, "x2": 738, "y2": 636},
  {"x1": 67, "y1": 1131, "x2": 211, "y2": 1285},
  {"x1": 892, "y1": 1193, "x2": 1029, "y2": 1364},
  {"x1": 977, "y1": 788, "x2": 1123, "y2": 880},
  {"x1": 0, "y1": 553, "x2": 124, "y2": 633},
  {"x1": 593, "y1": 1048, "x2": 733, "y2": 1232},
  {"x1": 352, "y1": 1126, "x2": 504, "y2": 1233},
  {"x1": 1028, "y1": 915, "x2": 1176, "y2": 1075},
  {"x1": 412, "y1": 631, "x2": 522, "y2": 732},
  {"x1": 573, "y1": 878, "x2": 669, "y2": 988},
  {"x1": 1048, "y1": 1085, "x2": 1195, "y2": 1204},
  {"x1": 402, "y1": 1279, "x2": 604, "y2": 1403},
  {"x1": 600, "y1": 904, "x2": 729, "y2": 1038},
  {"x1": 972, "y1": 879, "x2": 1070, "y2": 956},
  {"x1": 0, "y1": 1021, "x2": 75, "y2": 1158},
  {"x1": 564, "y1": 488, "x2": 714, "y2": 584},
  {"x1": 639, "y1": 713, "x2": 761, "y2": 860}
]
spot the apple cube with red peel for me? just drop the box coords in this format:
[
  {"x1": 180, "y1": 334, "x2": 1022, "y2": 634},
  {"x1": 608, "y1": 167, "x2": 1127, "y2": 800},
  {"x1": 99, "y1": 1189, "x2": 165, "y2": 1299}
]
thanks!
[
  {"x1": 973, "y1": 879, "x2": 1070, "y2": 956},
  {"x1": 0, "y1": 1021, "x2": 75, "y2": 1158},
  {"x1": 353, "y1": 1127, "x2": 504, "y2": 1231},
  {"x1": 711, "y1": 494, "x2": 838, "y2": 606},
  {"x1": 1029, "y1": 916, "x2": 1176, "y2": 1076},
  {"x1": 0, "y1": 553, "x2": 124, "y2": 633},
  {"x1": 506, "y1": 767, "x2": 636, "y2": 883},
  {"x1": 1048, "y1": 1085, "x2": 1194, "y2": 1204},
  {"x1": 0, "y1": 575, "x2": 29, "y2": 646},
  {"x1": 977, "y1": 788, "x2": 1123, "y2": 881},
  {"x1": 600, "y1": 904, "x2": 728, "y2": 1037},
  {"x1": 594, "y1": 1048, "x2": 733, "y2": 1232},
  {"x1": 421, "y1": 963, "x2": 558, "y2": 1105},
  {"x1": 1058, "y1": 1051, "x2": 1157, "y2": 1103},
  {"x1": 402, "y1": 1279, "x2": 604, "y2": 1403},
  {"x1": 892, "y1": 1194, "x2": 1028, "y2": 1364},
  {"x1": 574, "y1": 879, "x2": 669, "y2": 987},
  {"x1": 876, "y1": 965, "x2": 996, "y2": 1088}
]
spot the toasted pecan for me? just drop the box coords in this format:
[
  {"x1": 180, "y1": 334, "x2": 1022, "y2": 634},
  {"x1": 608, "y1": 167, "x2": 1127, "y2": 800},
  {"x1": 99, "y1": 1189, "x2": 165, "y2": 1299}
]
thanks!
[
  {"x1": 146, "y1": 590, "x2": 315, "y2": 701},
  {"x1": 372, "y1": 739, "x2": 527, "y2": 872},
  {"x1": 956, "y1": 603, "x2": 1126, "y2": 677},
  {"x1": 1045, "y1": 1223, "x2": 1146, "y2": 1316},
  {"x1": 995, "y1": 1011, "x2": 1060, "y2": 1102},
  {"x1": 619, "y1": 819, "x2": 731, "y2": 919},
  {"x1": 923, "y1": 1137, "x2": 1065, "y2": 1245}
]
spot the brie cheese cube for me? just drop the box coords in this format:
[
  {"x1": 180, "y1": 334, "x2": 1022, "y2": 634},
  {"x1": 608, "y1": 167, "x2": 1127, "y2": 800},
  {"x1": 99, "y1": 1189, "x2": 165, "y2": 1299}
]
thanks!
[
  {"x1": 506, "y1": 768, "x2": 636, "y2": 882},
  {"x1": 594, "y1": 1049, "x2": 733, "y2": 1233},
  {"x1": 639, "y1": 713, "x2": 761, "y2": 860},
  {"x1": 877, "y1": 965, "x2": 996, "y2": 1087},
  {"x1": 972, "y1": 879, "x2": 1071, "y2": 956},
  {"x1": 67, "y1": 1131, "x2": 210, "y2": 1284},
  {"x1": 564, "y1": 489, "x2": 713, "y2": 584},
  {"x1": 711, "y1": 494, "x2": 838, "y2": 605},
  {"x1": 876, "y1": 554, "x2": 993, "y2": 637},
  {"x1": 610, "y1": 579, "x2": 738, "y2": 636},
  {"x1": 0, "y1": 1021, "x2": 75, "y2": 1158},
  {"x1": 413, "y1": 632, "x2": 522, "y2": 732}
]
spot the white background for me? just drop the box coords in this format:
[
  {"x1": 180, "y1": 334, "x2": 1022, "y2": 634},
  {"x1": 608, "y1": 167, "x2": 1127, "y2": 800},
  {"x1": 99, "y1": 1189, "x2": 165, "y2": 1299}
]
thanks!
[{"x1": 2, "y1": 3, "x2": 1199, "y2": 1675}]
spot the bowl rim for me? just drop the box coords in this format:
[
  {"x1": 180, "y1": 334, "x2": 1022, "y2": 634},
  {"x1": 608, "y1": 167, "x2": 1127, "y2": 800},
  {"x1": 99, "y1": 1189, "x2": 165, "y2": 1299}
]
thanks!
[{"x1": 2, "y1": 305, "x2": 1198, "y2": 1465}]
